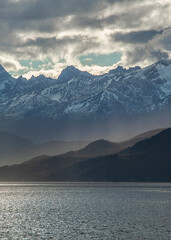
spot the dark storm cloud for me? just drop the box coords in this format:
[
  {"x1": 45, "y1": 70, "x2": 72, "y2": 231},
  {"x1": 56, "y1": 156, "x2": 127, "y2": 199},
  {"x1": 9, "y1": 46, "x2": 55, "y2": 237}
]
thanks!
[
  {"x1": 25, "y1": 35, "x2": 93, "y2": 47},
  {"x1": 113, "y1": 30, "x2": 164, "y2": 44},
  {"x1": 25, "y1": 37, "x2": 69, "y2": 49},
  {"x1": 22, "y1": 0, "x2": 101, "y2": 20},
  {"x1": 68, "y1": 14, "x2": 129, "y2": 30},
  {"x1": 0, "y1": 0, "x2": 149, "y2": 32},
  {"x1": 24, "y1": 35, "x2": 100, "y2": 55},
  {"x1": 0, "y1": 0, "x2": 111, "y2": 35},
  {"x1": 65, "y1": 5, "x2": 154, "y2": 31},
  {"x1": 126, "y1": 47, "x2": 169, "y2": 65},
  {"x1": 0, "y1": 0, "x2": 136, "y2": 22},
  {"x1": 0, "y1": 0, "x2": 169, "y2": 32},
  {"x1": 0, "y1": 0, "x2": 103, "y2": 20},
  {"x1": 121, "y1": 28, "x2": 171, "y2": 65}
]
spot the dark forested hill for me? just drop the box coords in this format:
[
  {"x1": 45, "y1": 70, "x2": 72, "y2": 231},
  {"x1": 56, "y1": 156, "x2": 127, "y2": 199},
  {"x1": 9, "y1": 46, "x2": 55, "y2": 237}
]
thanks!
[{"x1": 0, "y1": 128, "x2": 170, "y2": 182}]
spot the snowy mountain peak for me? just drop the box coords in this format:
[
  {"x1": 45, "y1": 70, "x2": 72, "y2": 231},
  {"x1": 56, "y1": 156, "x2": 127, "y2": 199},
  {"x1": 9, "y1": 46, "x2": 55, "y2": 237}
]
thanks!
[
  {"x1": 29, "y1": 75, "x2": 36, "y2": 81},
  {"x1": 0, "y1": 64, "x2": 11, "y2": 80},
  {"x1": 128, "y1": 66, "x2": 141, "y2": 71},
  {"x1": 109, "y1": 65, "x2": 141, "y2": 75},
  {"x1": 108, "y1": 66, "x2": 126, "y2": 74},
  {"x1": 58, "y1": 65, "x2": 91, "y2": 82},
  {"x1": 29, "y1": 74, "x2": 49, "y2": 82},
  {"x1": 17, "y1": 76, "x2": 27, "y2": 82},
  {"x1": 64, "y1": 65, "x2": 79, "y2": 72}
]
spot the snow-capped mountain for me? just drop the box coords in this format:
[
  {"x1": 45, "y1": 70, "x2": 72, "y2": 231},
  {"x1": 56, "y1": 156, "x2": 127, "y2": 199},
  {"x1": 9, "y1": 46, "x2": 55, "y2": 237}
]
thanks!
[{"x1": 0, "y1": 59, "x2": 171, "y2": 140}]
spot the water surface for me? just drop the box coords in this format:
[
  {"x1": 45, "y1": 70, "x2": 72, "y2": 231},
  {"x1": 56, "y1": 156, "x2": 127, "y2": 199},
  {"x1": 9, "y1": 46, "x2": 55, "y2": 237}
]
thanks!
[{"x1": 0, "y1": 182, "x2": 170, "y2": 239}]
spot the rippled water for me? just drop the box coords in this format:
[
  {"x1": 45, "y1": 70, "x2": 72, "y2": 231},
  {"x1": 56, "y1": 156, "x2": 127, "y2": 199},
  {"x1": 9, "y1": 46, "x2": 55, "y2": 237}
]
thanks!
[{"x1": 0, "y1": 182, "x2": 171, "y2": 240}]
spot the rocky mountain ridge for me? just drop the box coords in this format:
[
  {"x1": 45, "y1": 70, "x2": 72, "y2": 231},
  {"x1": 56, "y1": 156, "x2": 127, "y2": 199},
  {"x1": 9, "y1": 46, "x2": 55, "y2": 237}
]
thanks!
[{"x1": 0, "y1": 59, "x2": 171, "y2": 140}]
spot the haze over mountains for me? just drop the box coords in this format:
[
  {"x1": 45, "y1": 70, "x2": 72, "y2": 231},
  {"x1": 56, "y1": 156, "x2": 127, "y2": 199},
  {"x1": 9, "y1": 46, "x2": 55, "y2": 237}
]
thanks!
[
  {"x1": 0, "y1": 128, "x2": 170, "y2": 182},
  {"x1": 0, "y1": 128, "x2": 163, "y2": 167},
  {"x1": 0, "y1": 59, "x2": 171, "y2": 141},
  {"x1": 0, "y1": 131, "x2": 90, "y2": 166}
]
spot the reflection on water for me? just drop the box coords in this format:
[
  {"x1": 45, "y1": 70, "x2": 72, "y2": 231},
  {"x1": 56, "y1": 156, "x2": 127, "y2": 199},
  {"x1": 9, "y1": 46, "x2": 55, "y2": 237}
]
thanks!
[{"x1": 0, "y1": 182, "x2": 171, "y2": 239}]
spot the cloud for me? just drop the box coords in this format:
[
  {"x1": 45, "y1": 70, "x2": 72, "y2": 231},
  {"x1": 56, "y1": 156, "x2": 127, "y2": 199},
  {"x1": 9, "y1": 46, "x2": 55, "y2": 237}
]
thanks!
[
  {"x1": 124, "y1": 47, "x2": 169, "y2": 66},
  {"x1": 0, "y1": 0, "x2": 170, "y2": 77},
  {"x1": 0, "y1": 0, "x2": 104, "y2": 21},
  {"x1": 152, "y1": 28, "x2": 171, "y2": 51},
  {"x1": 0, "y1": 56, "x2": 26, "y2": 72},
  {"x1": 113, "y1": 30, "x2": 163, "y2": 44},
  {"x1": 115, "y1": 28, "x2": 171, "y2": 67}
]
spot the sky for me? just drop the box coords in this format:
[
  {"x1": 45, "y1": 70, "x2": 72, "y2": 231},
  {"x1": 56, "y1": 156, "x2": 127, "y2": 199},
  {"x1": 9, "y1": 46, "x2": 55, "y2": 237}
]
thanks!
[{"x1": 0, "y1": 0, "x2": 170, "y2": 79}]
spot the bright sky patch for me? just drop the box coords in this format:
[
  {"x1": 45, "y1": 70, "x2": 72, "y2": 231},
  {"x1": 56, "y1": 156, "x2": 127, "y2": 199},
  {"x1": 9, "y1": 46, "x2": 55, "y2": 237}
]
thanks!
[{"x1": 79, "y1": 52, "x2": 122, "y2": 67}]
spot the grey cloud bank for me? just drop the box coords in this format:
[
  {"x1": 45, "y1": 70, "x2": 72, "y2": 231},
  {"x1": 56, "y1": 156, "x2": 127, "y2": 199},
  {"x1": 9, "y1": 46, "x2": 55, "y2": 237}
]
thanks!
[{"x1": 0, "y1": 0, "x2": 170, "y2": 78}]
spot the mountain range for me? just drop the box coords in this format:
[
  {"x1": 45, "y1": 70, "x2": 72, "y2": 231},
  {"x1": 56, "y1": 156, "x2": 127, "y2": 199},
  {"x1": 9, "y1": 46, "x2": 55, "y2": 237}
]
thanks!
[
  {"x1": 0, "y1": 59, "x2": 171, "y2": 141},
  {"x1": 0, "y1": 128, "x2": 170, "y2": 182},
  {"x1": 0, "y1": 59, "x2": 170, "y2": 181}
]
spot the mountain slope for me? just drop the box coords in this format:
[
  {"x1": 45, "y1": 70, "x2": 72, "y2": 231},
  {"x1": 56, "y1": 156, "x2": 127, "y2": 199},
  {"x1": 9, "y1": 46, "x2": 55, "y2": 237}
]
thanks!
[
  {"x1": 0, "y1": 128, "x2": 170, "y2": 181},
  {"x1": 119, "y1": 128, "x2": 165, "y2": 148},
  {"x1": 73, "y1": 128, "x2": 171, "y2": 182},
  {"x1": 72, "y1": 139, "x2": 121, "y2": 157}
]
